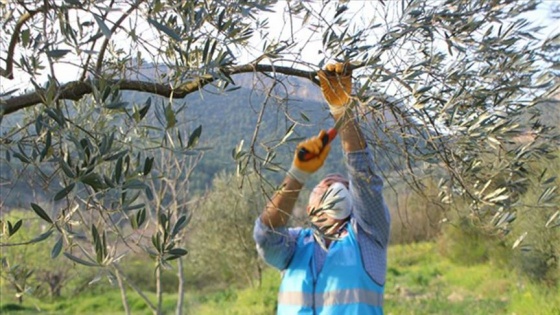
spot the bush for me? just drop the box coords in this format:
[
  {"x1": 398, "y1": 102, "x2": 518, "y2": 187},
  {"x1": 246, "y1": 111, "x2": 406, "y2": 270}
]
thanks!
[
  {"x1": 438, "y1": 217, "x2": 510, "y2": 266},
  {"x1": 186, "y1": 172, "x2": 268, "y2": 291},
  {"x1": 385, "y1": 179, "x2": 446, "y2": 245},
  {"x1": 506, "y1": 150, "x2": 560, "y2": 285}
]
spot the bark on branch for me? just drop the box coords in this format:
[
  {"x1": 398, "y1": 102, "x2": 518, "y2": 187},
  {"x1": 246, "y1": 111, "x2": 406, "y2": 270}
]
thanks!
[
  {"x1": 1, "y1": 63, "x2": 321, "y2": 116},
  {"x1": 0, "y1": 9, "x2": 42, "y2": 79}
]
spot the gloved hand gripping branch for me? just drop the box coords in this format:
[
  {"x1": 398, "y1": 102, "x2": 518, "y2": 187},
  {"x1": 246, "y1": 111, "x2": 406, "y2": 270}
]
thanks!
[
  {"x1": 287, "y1": 62, "x2": 352, "y2": 184},
  {"x1": 317, "y1": 62, "x2": 353, "y2": 115}
]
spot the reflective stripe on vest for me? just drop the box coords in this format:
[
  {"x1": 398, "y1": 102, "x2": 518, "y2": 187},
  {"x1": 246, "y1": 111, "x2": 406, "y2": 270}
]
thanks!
[
  {"x1": 277, "y1": 222, "x2": 384, "y2": 314},
  {"x1": 278, "y1": 288, "x2": 384, "y2": 307}
]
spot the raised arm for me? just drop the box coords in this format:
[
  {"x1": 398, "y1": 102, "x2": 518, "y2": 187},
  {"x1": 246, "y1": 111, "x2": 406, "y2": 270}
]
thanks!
[
  {"x1": 318, "y1": 62, "x2": 390, "y2": 245},
  {"x1": 259, "y1": 130, "x2": 331, "y2": 228},
  {"x1": 318, "y1": 62, "x2": 366, "y2": 153},
  {"x1": 254, "y1": 130, "x2": 331, "y2": 270}
]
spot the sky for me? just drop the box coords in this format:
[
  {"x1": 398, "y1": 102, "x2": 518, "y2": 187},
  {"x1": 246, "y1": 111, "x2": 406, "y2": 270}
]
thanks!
[{"x1": 0, "y1": 1, "x2": 558, "y2": 95}]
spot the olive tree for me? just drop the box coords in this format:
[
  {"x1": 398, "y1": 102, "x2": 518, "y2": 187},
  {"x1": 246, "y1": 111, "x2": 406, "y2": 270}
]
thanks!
[
  {"x1": 1, "y1": 0, "x2": 559, "y2": 312},
  {"x1": 186, "y1": 172, "x2": 268, "y2": 290}
]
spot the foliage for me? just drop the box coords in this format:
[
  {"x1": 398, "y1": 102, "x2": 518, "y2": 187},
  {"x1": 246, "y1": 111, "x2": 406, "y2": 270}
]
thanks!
[
  {"x1": 438, "y1": 149, "x2": 560, "y2": 284},
  {"x1": 1, "y1": 0, "x2": 559, "y2": 312},
  {"x1": 385, "y1": 178, "x2": 448, "y2": 244},
  {"x1": 438, "y1": 217, "x2": 508, "y2": 266},
  {"x1": 506, "y1": 150, "x2": 560, "y2": 284},
  {"x1": 1, "y1": 90, "x2": 200, "y2": 313},
  {"x1": 186, "y1": 172, "x2": 269, "y2": 291},
  {"x1": 0, "y1": 210, "x2": 95, "y2": 304}
]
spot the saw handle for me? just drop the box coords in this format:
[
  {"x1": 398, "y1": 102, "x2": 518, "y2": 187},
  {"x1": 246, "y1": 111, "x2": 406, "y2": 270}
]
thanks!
[{"x1": 297, "y1": 128, "x2": 338, "y2": 162}]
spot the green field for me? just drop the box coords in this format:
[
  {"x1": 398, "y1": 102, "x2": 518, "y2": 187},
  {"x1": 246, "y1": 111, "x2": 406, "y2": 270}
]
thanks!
[{"x1": 2, "y1": 242, "x2": 558, "y2": 315}]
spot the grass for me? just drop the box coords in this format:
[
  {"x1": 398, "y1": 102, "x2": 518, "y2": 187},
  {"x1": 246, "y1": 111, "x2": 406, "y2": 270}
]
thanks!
[
  {"x1": 383, "y1": 243, "x2": 559, "y2": 315},
  {"x1": 2, "y1": 242, "x2": 559, "y2": 314}
]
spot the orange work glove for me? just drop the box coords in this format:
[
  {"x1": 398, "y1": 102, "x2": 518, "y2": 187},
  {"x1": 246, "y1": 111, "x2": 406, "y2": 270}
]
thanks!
[
  {"x1": 317, "y1": 62, "x2": 353, "y2": 114},
  {"x1": 288, "y1": 130, "x2": 332, "y2": 184}
]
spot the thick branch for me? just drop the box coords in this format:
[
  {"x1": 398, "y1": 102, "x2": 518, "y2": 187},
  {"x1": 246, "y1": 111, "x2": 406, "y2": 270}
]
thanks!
[
  {"x1": 1, "y1": 63, "x2": 322, "y2": 116},
  {"x1": 0, "y1": 9, "x2": 42, "y2": 79}
]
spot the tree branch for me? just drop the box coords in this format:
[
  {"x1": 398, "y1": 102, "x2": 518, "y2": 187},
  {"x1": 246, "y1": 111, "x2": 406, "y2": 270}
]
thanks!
[
  {"x1": 0, "y1": 8, "x2": 42, "y2": 79},
  {"x1": 95, "y1": 0, "x2": 146, "y2": 74},
  {"x1": 1, "y1": 63, "x2": 324, "y2": 116}
]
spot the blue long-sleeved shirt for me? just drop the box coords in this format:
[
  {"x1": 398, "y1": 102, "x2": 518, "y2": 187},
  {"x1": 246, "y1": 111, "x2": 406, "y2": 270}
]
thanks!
[{"x1": 253, "y1": 148, "x2": 390, "y2": 285}]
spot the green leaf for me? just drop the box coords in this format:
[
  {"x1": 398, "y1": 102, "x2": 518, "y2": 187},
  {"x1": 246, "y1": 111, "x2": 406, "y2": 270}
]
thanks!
[
  {"x1": 13, "y1": 152, "x2": 30, "y2": 164},
  {"x1": 159, "y1": 213, "x2": 168, "y2": 229},
  {"x1": 225, "y1": 86, "x2": 241, "y2": 92},
  {"x1": 512, "y1": 232, "x2": 527, "y2": 249},
  {"x1": 99, "y1": 132, "x2": 115, "y2": 157},
  {"x1": 538, "y1": 186, "x2": 557, "y2": 205},
  {"x1": 51, "y1": 237, "x2": 63, "y2": 259},
  {"x1": 91, "y1": 224, "x2": 100, "y2": 246},
  {"x1": 545, "y1": 211, "x2": 559, "y2": 228},
  {"x1": 30, "y1": 229, "x2": 54, "y2": 243},
  {"x1": 80, "y1": 172, "x2": 106, "y2": 191},
  {"x1": 414, "y1": 85, "x2": 433, "y2": 95},
  {"x1": 203, "y1": 38, "x2": 211, "y2": 62},
  {"x1": 152, "y1": 233, "x2": 162, "y2": 253},
  {"x1": 165, "y1": 255, "x2": 182, "y2": 261},
  {"x1": 114, "y1": 156, "x2": 124, "y2": 183},
  {"x1": 168, "y1": 248, "x2": 188, "y2": 256},
  {"x1": 103, "y1": 174, "x2": 115, "y2": 188},
  {"x1": 40, "y1": 131, "x2": 52, "y2": 161},
  {"x1": 187, "y1": 125, "x2": 202, "y2": 148},
  {"x1": 145, "y1": 186, "x2": 154, "y2": 201},
  {"x1": 123, "y1": 179, "x2": 146, "y2": 190},
  {"x1": 31, "y1": 203, "x2": 53, "y2": 224},
  {"x1": 92, "y1": 13, "x2": 112, "y2": 39},
  {"x1": 280, "y1": 124, "x2": 295, "y2": 144},
  {"x1": 147, "y1": 18, "x2": 182, "y2": 42},
  {"x1": 8, "y1": 219, "x2": 23, "y2": 236},
  {"x1": 105, "y1": 101, "x2": 128, "y2": 109},
  {"x1": 63, "y1": 252, "x2": 99, "y2": 267},
  {"x1": 171, "y1": 215, "x2": 188, "y2": 237},
  {"x1": 54, "y1": 183, "x2": 75, "y2": 201},
  {"x1": 45, "y1": 108, "x2": 66, "y2": 127},
  {"x1": 136, "y1": 208, "x2": 146, "y2": 228},
  {"x1": 164, "y1": 103, "x2": 177, "y2": 129},
  {"x1": 46, "y1": 49, "x2": 71, "y2": 59},
  {"x1": 92, "y1": 224, "x2": 106, "y2": 264},
  {"x1": 143, "y1": 157, "x2": 154, "y2": 176},
  {"x1": 21, "y1": 29, "x2": 30, "y2": 47},
  {"x1": 334, "y1": 5, "x2": 348, "y2": 19},
  {"x1": 138, "y1": 99, "x2": 151, "y2": 120}
]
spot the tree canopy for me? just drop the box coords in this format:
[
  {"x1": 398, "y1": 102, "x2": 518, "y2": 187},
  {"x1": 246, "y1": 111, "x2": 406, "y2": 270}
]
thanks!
[{"x1": 1, "y1": 0, "x2": 559, "y2": 313}]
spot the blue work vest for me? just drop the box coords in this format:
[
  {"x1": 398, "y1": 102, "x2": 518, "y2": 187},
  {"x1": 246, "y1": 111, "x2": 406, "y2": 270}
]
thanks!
[{"x1": 277, "y1": 223, "x2": 384, "y2": 314}]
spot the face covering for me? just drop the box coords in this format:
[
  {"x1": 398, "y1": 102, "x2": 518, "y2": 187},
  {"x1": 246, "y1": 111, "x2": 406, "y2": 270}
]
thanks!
[{"x1": 307, "y1": 176, "x2": 353, "y2": 250}]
